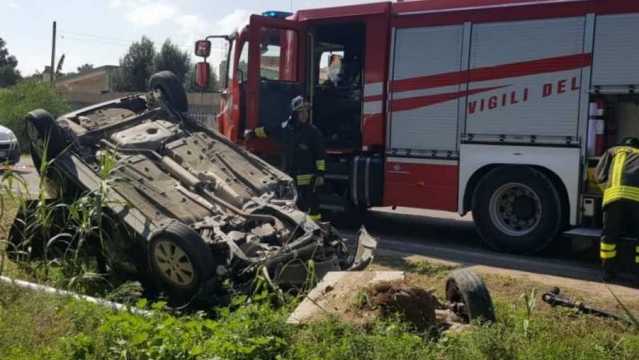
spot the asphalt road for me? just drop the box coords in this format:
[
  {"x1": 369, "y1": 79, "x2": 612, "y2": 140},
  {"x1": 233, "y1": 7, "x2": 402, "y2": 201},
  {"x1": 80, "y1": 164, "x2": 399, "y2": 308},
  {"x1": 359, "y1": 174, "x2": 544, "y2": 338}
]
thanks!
[
  {"x1": 5, "y1": 155, "x2": 638, "y2": 299},
  {"x1": 2, "y1": 155, "x2": 41, "y2": 198},
  {"x1": 344, "y1": 207, "x2": 600, "y2": 278}
]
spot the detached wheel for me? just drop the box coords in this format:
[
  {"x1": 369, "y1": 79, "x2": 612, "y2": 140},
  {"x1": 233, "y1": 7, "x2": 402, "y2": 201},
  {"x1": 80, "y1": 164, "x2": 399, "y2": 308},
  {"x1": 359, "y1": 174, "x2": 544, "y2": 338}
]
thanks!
[
  {"x1": 472, "y1": 166, "x2": 562, "y2": 254},
  {"x1": 446, "y1": 269, "x2": 495, "y2": 323},
  {"x1": 147, "y1": 222, "x2": 214, "y2": 304},
  {"x1": 149, "y1": 71, "x2": 188, "y2": 113}
]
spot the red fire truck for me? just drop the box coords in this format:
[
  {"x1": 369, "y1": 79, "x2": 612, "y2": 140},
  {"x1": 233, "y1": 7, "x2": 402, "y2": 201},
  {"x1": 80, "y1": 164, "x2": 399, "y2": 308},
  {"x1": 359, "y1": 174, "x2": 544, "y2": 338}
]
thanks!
[{"x1": 193, "y1": 0, "x2": 639, "y2": 254}]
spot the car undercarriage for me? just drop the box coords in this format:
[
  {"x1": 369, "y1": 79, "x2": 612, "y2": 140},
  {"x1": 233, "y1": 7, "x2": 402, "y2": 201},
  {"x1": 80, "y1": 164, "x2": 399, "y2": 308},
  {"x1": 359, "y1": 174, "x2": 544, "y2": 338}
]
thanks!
[{"x1": 11, "y1": 71, "x2": 376, "y2": 303}]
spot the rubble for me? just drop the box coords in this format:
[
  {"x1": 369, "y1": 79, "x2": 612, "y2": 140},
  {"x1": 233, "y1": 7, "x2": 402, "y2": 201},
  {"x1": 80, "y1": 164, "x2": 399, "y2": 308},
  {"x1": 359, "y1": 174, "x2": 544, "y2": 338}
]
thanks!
[{"x1": 288, "y1": 269, "x2": 494, "y2": 332}]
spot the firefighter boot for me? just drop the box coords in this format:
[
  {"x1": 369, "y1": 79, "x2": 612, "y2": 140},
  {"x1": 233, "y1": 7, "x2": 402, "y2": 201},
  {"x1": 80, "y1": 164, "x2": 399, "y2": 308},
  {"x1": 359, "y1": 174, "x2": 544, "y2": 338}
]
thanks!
[{"x1": 602, "y1": 259, "x2": 617, "y2": 282}]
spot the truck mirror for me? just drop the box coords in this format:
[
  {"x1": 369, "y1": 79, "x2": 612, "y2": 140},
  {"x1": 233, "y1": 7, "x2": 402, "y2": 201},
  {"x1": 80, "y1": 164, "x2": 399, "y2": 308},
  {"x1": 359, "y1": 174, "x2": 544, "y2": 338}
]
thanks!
[
  {"x1": 194, "y1": 40, "x2": 211, "y2": 58},
  {"x1": 195, "y1": 62, "x2": 210, "y2": 89}
]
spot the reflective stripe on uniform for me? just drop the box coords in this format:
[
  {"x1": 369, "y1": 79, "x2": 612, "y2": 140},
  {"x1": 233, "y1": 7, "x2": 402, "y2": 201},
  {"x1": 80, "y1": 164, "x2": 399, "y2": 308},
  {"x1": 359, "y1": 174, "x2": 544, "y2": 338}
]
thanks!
[
  {"x1": 636, "y1": 246, "x2": 639, "y2": 253},
  {"x1": 308, "y1": 213, "x2": 322, "y2": 221},
  {"x1": 601, "y1": 243, "x2": 616, "y2": 251},
  {"x1": 316, "y1": 160, "x2": 326, "y2": 172},
  {"x1": 603, "y1": 185, "x2": 639, "y2": 205},
  {"x1": 600, "y1": 250, "x2": 617, "y2": 259},
  {"x1": 613, "y1": 147, "x2": 639, "y2": 155},
  {"x1": 296, "y1": 174, "x2": 313, "y2": 185},
  {"x1": 611, "y1": 151, "x2": 627, "y2": 187},
  {"x1": 255, "y1": 127, "x2": 267, "y2": 138},
  {"x1": 603, "y1": 151, "x2": 639, "y2": 205},
  {"x1": 636, "y1": 256, "x2": 639, "y2": 263}
]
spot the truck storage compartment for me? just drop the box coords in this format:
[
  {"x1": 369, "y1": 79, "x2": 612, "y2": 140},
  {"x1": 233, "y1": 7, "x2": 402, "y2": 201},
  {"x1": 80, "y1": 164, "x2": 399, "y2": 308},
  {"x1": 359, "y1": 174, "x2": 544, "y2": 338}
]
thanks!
[
  {"x1": 592, "y1": 13, "x2": 639, "y2": 88},
  {"x1": 388, "y1": 24, "x2": 464, "y2": 155},
  {"x1": 465, "y1": 17, "x2": 586, "y2": 140}
]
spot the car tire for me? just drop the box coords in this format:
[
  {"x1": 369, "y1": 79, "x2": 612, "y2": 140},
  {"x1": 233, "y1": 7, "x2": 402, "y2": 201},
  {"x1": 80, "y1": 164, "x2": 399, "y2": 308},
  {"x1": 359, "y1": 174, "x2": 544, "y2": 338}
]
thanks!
[
  {"x1": 445, "y1": 269, "x2": 495, "y2": 323},
  {"x1": 472, "y1": 166, "x2": 562, "y2": 255},
  {"x1": 147, "y1": 221, "x2": 214, "y2": 304},
  {"x1": 25, "y1": 109, "x2": 70, "y2": 159},
  {"x1": 148, "y1": 71, "x2": 189, "y2": 113}
]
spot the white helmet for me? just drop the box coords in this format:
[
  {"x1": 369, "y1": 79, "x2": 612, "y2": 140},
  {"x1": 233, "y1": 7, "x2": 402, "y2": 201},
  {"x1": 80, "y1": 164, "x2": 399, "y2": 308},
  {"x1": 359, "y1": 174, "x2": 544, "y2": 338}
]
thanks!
[{"x1": 290, "y1": 95, "x2": 308, "y2": 112}]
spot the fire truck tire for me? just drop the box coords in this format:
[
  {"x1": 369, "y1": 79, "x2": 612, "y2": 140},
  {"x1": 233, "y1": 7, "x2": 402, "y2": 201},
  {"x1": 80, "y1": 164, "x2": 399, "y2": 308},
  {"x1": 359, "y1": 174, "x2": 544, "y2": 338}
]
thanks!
[
  {"x1": 149, "y1": 71, "x2": 189, "y2": 113},
  {"x1": 472, "y1": 166, "x2": 562, "y2": 254}
]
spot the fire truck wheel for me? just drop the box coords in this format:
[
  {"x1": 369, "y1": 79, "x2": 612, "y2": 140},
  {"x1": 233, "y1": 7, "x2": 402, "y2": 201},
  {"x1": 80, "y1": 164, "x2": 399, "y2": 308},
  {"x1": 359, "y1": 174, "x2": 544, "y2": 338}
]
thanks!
[
  {"x1": 147, "y1": 221, "x2": 214, "y2": 304},
  {"x1": 472, "y1": 166, "x2": 562, "y2": 254},
  {"x1": 149, "y1": 71, "x2": 189, "y2": 113}
]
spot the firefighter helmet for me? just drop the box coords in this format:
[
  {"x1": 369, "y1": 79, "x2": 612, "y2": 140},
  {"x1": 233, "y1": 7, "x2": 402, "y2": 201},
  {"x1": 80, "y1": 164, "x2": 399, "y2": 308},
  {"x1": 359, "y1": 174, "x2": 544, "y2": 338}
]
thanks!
[
  {"x1": 622, "y1": 137, "x2": 639, "y2": 148},
  {"x1": 290, "y1": 95, "x2": 309, "y2": 112}
]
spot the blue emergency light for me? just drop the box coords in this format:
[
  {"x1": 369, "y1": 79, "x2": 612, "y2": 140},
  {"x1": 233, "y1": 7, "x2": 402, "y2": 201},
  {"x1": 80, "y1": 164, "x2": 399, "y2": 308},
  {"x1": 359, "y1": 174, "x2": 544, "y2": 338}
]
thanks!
[{"x1": 262, "y1": 10, "x2": 293, "y2": 18}]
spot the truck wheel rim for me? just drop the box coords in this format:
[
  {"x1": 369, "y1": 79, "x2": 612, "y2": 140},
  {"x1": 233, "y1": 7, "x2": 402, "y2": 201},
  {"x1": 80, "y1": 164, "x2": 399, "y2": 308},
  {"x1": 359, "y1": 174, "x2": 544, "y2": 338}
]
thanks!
[
  {"x1": 153, "y1": 240, "x2": 195, "y2": 287},
  {"x1": 489, "y1": 183, "x2": 542, "y2": 237}
]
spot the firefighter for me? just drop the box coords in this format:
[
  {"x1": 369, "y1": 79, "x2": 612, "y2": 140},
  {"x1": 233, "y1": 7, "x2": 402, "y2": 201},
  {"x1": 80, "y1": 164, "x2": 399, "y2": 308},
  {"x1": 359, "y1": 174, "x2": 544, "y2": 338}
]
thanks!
[
  {"x1": 250, "y1": 96, "x2": 326, "y2": 221},
  {"x1": 595, "y1": 137, "x2": 639, "y2": 281}
]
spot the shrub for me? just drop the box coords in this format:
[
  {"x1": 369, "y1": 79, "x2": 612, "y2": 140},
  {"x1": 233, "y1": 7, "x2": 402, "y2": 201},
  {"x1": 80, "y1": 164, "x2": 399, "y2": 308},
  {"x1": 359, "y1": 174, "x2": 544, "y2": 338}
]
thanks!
[{"x1": 0, "y1": 80, "x2": 70, "y2": 152}]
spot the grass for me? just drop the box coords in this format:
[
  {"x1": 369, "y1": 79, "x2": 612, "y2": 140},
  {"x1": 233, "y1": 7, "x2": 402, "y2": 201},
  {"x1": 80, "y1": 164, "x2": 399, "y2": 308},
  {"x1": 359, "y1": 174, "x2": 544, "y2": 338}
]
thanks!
[
  {"x1": 1, "y1": 160, "x2": 639, "y2": 359},
  {"x1": 2, "y1": 253, "x2": 639, "y2": 359}
]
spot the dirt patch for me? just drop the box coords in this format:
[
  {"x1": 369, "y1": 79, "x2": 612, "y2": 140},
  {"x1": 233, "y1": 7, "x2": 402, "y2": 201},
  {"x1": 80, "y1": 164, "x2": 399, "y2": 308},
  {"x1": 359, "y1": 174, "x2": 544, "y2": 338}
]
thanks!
[
  {"x1": 288, "y1": 272, "x2": 468, "y2": 332},
  {"x1": 360, "y1": 280, "x2": 440, "y2": 330}
]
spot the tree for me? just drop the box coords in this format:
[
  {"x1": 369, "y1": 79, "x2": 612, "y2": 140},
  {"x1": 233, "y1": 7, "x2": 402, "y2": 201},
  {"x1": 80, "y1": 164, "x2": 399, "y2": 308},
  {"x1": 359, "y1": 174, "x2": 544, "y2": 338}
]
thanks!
[
  {"x1": 0, "y1": 38, "x2": 21, "y2": 87},
  {"x1": 114, "y1": 36, "x2": 156, "y2": 91},
  {"x1": 154, "y1": 39, "x2": 191, "y2": 85},
  {"x1": 0, "y1": 80, "x2": 70, "y2": 151},
  {"x1": 77, "y1": 63, "x2": 94, "y2": 74}
]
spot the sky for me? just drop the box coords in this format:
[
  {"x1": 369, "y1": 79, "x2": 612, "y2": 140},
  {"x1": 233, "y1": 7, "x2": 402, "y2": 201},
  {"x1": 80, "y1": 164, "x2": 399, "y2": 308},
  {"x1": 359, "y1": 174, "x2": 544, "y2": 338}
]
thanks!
[{"x1": 1, "y1": 0, "x2": 378, "y2": 76}]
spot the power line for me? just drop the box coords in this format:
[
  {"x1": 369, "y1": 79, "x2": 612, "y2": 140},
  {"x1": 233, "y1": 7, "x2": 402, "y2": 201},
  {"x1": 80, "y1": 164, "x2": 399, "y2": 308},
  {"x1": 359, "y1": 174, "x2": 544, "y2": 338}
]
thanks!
[
  {"x1": 60, "y1": 31, "x2": 134, "y2": 44},
  {"x1": 60, "y1": 34, "x2": 131, "y2": 46}
]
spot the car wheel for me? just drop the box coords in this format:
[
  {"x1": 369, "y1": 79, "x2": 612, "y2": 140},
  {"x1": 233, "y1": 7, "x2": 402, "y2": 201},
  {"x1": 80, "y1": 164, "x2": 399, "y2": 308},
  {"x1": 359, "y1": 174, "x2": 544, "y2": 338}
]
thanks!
[
  {"x1": 147, "y1": 221, "x2": 214, "y2": 304},
  {"x1": 472, "y1": 166, "x2": 562, "y2": 254},
  {"x1": 148, "y1": 71, "x2": 189, "y2": 113},
  {"x1": 25, "y1": 109, "x2": 70, "y2": 159},
  {"x1": 445, "y1": 269, "x2": 495, "y2": 323}
]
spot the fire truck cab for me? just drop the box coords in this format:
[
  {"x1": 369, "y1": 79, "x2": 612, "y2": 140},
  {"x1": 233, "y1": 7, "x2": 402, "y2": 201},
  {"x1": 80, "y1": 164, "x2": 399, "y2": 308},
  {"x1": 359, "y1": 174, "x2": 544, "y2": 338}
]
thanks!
[{"x1": 194, "y1": 0, "x2": 639, "y2": 255}]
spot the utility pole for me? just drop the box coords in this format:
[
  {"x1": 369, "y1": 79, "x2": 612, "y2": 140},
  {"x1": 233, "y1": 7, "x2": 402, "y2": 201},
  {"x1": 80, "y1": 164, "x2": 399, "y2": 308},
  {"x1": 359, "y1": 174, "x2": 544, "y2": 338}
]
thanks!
[{"x1": 50, "y1": 20, "x2": 56, "y2": 86}]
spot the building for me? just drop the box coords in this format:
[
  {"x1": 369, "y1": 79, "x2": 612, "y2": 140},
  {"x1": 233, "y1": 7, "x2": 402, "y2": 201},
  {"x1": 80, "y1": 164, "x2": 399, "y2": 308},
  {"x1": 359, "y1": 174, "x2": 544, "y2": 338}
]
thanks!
[{"x1": 55, "y1": 65, "x2": 118, "y2": 94}]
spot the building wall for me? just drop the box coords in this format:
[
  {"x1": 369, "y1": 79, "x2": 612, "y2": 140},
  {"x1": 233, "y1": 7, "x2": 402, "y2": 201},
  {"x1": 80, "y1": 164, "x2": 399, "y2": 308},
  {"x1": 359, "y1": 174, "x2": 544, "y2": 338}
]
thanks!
[{"x1": 56, "y1": 72, "x2": 111, "y2": 94}]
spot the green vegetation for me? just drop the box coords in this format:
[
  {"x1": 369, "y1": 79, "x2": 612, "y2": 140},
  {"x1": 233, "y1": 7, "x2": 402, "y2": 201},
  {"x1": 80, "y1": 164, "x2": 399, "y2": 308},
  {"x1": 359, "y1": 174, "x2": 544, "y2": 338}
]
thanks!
[
  {"x1": 0, "y1": 37, "x2": 21, "y2": 87},
  {"x1": 0, "y1": 80, "x2": 70, "y2": 152},
  {"x1": 112, "y1": 37, "x2": 192, "y2": 92},
  {"x1": 1, "y1": 156, "x2": 639, "y2": 359},
  {"x1": 1, "y1": 277, "x2": 639, "y2": 360}
]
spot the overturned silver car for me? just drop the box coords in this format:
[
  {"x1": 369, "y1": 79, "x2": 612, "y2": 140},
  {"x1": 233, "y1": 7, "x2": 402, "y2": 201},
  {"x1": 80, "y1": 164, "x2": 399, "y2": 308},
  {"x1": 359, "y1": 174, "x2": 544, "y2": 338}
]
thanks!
[{"x1": 17, "y1": 71, "x2": 376, "y2": 302}]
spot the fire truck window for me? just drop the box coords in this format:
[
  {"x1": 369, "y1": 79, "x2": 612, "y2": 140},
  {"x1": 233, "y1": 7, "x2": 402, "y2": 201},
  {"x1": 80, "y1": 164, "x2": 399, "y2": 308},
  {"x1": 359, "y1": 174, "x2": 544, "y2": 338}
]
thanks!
[
  {"x1": 226, "y1": 38, "x2": 237, "y2": 84},
  {"x1": 206, "y1": 38, "x2": 231, "y2": 90},
  {"x1": 312, "y1": 23, "x2": 365, "y2": 149},
  {"x1": 318, "y1": 51, "x2": 344, "y2": 86},
  {"x1": 260, "y1": 28, "x2": 298, "y2": 82},
  {"x1": 237, "y1": 42, "x2": 248, "y2": 83}
]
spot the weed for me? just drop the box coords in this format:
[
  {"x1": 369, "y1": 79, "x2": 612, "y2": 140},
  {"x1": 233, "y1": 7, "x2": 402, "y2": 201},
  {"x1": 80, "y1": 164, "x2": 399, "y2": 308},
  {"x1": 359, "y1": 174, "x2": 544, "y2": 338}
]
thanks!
[{"x1": 520, "y1": 288, "x2": 537, "y2": 338}]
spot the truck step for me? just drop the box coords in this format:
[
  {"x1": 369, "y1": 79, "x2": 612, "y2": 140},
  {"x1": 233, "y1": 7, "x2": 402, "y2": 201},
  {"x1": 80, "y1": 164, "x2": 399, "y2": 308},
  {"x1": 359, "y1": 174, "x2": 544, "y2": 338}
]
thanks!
[{"x1": 563, "y1": 227, "x2": 602, "y2": 239}]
